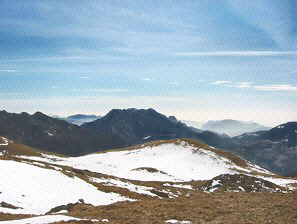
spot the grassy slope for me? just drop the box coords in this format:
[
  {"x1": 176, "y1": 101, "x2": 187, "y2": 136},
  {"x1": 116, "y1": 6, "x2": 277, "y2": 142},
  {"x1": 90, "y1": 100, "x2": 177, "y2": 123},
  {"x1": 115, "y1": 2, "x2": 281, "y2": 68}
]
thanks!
[{"x1": 58, "y1": 191, "x2": 297, "y2": 224}]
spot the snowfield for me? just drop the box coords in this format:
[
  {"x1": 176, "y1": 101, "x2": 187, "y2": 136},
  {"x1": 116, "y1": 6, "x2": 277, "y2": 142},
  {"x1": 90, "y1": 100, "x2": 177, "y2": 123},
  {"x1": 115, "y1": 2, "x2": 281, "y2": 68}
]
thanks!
[
  {"x1": 0, "y1": 159, "x2": 131, "y2": 214},
  {"x1": 16, "y1": 141, "x2": 269, "y2": 182}
]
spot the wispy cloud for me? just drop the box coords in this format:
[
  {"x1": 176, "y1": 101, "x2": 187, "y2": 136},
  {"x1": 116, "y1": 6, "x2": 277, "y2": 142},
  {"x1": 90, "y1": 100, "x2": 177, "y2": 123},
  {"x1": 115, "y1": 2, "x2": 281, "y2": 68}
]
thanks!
[
  {"x1": 0, "y1": 69, "x2": 17, "y2": 72},
  {"x1": 225, "y1": 82, "x2": 253, "y2": 89},
  {"x1": 51, "y1": 86, "x2": 58, "y2": 89},
  {"x1": 227, "y1": 0, "x2": 296, "y2": 49},
  {"x1": 90, "y1": 88, "x2": 129, "y2": 93},
  {"x1": 0, "y1": 56, "x2": 89, "y2": 63},
  {"x1": 212, "y1": 80, "x2": 252, "y2": 89},
  {"x1": 0, "y1": 55, "x2": 126, "y2": 63},
  {"x1": 142, "y1": 78, "x2": 155, "y2": 82},
  {"x1": 254, "y1": 85, "x2": 297, "y2": 92},
  {"x1": 80, "y1": 76, "x2": 89, "y2": 79},
  {"x1": 212, "y1": 80, "x2": 297, "y2": 92},
  {"x1": 212, "y1": 80, "x2": 233, "y2": 85},
  {"x1": 0, "y1": 92, "x2": 26, "y2": 96},
  {"x1": 175, "y1": 51, "x2": 297, "y2": 57}
]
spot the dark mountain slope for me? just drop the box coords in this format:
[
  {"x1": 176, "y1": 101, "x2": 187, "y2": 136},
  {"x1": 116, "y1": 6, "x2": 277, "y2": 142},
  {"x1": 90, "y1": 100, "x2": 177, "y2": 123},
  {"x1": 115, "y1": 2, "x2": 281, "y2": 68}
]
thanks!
[
  {"x1": 233, "y1": 122, "x2": 297, "y2": 147},
  {"x1": 82, "y1": 108, "x2": 194, "y2": 146},
  {"x1": 195, "y1": 131, "x2": 236, "y2": 149},
  {"x1": 82, "y1": 108, "x2": 237, "y2": 149},
  {"x1": 0, "y1": 110, "x2": 124, "y2": 156},
  {"x1": 229, "y1": 122, "x2": 297, "y2": 176},
  {"x1": 261, "y1": 122, "x2": 297, "y2": 148}
]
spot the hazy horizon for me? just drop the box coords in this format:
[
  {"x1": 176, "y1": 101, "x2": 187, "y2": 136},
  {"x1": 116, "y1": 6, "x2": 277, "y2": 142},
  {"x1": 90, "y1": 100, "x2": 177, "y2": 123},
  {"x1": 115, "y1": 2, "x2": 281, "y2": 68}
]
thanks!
[{"x1": 0, "y1": 1, "x2": 296, "y2": 127}]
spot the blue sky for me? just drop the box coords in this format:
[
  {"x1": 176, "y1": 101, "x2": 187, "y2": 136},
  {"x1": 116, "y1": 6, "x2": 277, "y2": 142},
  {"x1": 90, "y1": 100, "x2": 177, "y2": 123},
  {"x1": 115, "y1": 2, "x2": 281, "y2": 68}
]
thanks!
[{"x1": 0, "y1": 0, "x2": 296, "y2": 126}]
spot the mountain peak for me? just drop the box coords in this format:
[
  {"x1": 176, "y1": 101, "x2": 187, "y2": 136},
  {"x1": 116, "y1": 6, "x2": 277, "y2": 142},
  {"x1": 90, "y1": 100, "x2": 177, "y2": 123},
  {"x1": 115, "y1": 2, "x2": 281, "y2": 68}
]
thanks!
[
  {"x1": 82, "y1": 108, "x2": 237, "y2": 150},
  {"x1": 33, "y1": 111, "x2": 47, "y2": 117},
  {"x1": 168, "y1": 116, "x2": 178, "y2": 123},
  {"x1": 104, "y1": 108, "x2": 159, "y2": 119}
]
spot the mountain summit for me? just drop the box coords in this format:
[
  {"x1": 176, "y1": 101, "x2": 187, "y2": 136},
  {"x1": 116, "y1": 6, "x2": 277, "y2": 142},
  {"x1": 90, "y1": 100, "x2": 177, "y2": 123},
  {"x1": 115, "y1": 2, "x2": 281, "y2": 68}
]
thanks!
[
  {"x1": 82, "y1": 108, "x2": 237, "y2": 149},
  {"x1": 82, "y1": 108, "x2": 193, "y2": 146}
]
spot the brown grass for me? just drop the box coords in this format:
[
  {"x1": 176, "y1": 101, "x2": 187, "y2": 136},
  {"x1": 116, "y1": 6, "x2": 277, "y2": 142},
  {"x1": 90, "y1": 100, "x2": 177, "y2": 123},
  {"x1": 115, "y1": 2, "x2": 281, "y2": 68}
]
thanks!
[
  {"x1": 64, "y1": 191, "x2": 297, "y2": 224},
  {"x1": 0, "y1": 142, "x2": 67, "y2": 158},
  {"x1": 0, "y1": 213, "x2": 33, "y2": 221},
  {"x1": 0, "y1": 142, "x2": 42, "y2": 157},
  {"x1": 3, "y1": 191, "x2": 296, "y2": 223}
]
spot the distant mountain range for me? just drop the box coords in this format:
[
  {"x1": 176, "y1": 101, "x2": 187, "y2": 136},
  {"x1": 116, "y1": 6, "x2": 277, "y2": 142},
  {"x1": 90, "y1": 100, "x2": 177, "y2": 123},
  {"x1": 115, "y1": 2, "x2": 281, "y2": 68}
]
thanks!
[
  {"x1": 0, "y1": 110, "x2": 124, "y2": 156},
  {"x1": 0, "y1": 109, "x2": 296, "y2": 176},
  {"x1": 201, "y1": 119, "x2": 270, "y2": 137},
  {"x1": 0, "y1": 109, "x2": 237, "y2": 155}
]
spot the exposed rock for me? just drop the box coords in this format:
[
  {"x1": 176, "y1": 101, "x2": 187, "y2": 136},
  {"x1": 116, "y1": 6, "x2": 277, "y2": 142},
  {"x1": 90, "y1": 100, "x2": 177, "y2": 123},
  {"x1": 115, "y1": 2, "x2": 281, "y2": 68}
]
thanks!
[
  {"x1": 0, "y1": 201, "x2": 22, "y2": 209},
  {"x1": 200, "y1": 174, "x2": 287, "y2": 193}
]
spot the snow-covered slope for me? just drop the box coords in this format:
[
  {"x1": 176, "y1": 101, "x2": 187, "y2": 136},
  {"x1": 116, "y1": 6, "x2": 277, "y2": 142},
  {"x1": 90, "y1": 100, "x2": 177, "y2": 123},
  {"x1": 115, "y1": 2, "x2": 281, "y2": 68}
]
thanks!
[
  {"x1": 0, "y1": 159, "x2": 130, "y2": 214},
  {"x1": 16, "y1": 140, "x2": 271, "y2": 182}
]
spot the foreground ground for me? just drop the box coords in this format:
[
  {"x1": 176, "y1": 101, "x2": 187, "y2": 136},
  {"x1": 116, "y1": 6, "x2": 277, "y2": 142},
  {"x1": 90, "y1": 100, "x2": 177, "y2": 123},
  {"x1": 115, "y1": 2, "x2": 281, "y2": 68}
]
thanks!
[{"x1": 52, "y1": 191, "x2": 297, "y2": 224}]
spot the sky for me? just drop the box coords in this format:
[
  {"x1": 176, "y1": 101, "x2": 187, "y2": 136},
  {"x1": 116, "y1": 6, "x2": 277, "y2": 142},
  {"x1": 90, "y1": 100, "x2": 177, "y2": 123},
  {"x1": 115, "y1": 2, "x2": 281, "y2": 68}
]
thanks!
[{"x1": 0, "y1": 0, "x2": 296, "y2": 126}]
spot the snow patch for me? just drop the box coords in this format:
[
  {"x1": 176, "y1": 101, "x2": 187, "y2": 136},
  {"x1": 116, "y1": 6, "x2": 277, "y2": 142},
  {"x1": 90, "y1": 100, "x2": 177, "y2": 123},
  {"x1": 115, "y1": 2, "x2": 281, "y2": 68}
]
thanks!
[
  {"x1": 0, "y1": 137, "x2": 9, "y2": 146},
  {"x1": 208, "y1": 179, "x2": 222, "y2": 192},
  {"x1": 0, "y1": 215, "x2": 82, "y2": 224},
  {"x1": 52, "y1": 210, "x2": 68, "y2": 214},
  {"x1": 0, "y1": 160, "x2": 131, "y2": 214},
  {"x1": 257, "y1": 176, "x2": 297, "y2": 190},
  {"x1": 46, "y1": 132, "x2": 54, "y2": 137},
  {"x1": 163, "y1": 183, "x2": 193, "y2": 190},
  {"x1": 165, "y1": 220, "x2": 191, "y2": 224},
  {"x1": 89, "y1": 177, "x2": 155, "y2": 196}
]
